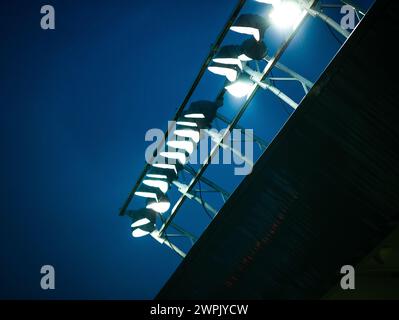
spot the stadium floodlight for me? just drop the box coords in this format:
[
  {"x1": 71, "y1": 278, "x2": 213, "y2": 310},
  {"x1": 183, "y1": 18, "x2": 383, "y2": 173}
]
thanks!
[
  {"x1": 184, "y1": 114, "x2": 205, "y2": 119},
  {"x1": 240, "y1": 38, "x2": 268, "y2": 61},
  {"x1": 160, "y1": 151, "x2": 188, "y2": 165},
  {"x1": 147, "y1": 165, "x2": 178, "y2": 181},
  {"x1": 183, "y1": 100, "x2": 222, "y2": 129},
  {"x1": 176, "y1": 120, "x2": 198, "y2": 127},
  {"x1": 208, "y1": 61, "x2": 241, "y2": 82},
  {"x1": 142, "y1": 179, "x2": 169, "y2": 193},
  {"x1": 167, "y1": 140, "x2": 195, "y2": 155},
  {"x1": 152, "y1": 163, "x2": 178, "y2": 174},
  {"x1": 127, "y1": 208, "x2": 156, "y2": 238},
  {"x1": 268, "y1": 0, "x2": 306, "y2": 30},
  {"x1": 134, "y1": 184, "x2": 164, "y2": 201},
  {"x1": 225, "y1": 74, "x2": 257, "y2": 98},
  {"x1": 230, "y1": 14, "x2": 270, "y2": 41},
  {"x1": 211, "y1": 40, "x2": 267, "y2": 66},
  {"x1": 146, "y1": 195, "x2": 171, "y2": 214},
  {"x1": 212, "y1": 45, "x2": 244, "y2": 69},
  {"x1": 174, "y1": 126, "x2": 201, "y2": 143}
]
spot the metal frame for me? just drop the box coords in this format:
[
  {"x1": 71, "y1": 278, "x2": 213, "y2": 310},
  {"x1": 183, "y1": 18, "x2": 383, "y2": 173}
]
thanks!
[{"x1": 120, "y1": 0, "x2": 367, "y2": 257}]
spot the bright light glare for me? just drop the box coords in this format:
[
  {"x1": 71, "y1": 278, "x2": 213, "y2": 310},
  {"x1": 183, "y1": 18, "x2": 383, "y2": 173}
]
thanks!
[
  {"x1": 143, "y1": 179, "x2": 169, "y2": 193},
  {"x1": 131, "y1": 218, "x2": 150, "y2": 228},
  {"x1": 132, "y1": 228, "x2": 151, "y2": 238},
  {"x1": 208, "y1": 66, "x2": 238, "y2": 82},
  {"x1": 176, "y1": 121, "x2": 197, "y2": 127},
  {"x1": 184, "y1": 113, "x2": 205, "y2": 119},
  {"x1": 146, "y1": 174, "x2": 168, "y2": 180},
  {"x1": 225, "y1": 81, "x2": 257, "y2": 98},
  {"x1": 230, "y1": 26, "x2": 260, "y2": 41},
  {"x1": 174, "y1": 129, "x2": 200, "y2": 143},
  {"x1": 167, "y1": 140, "x2": 195, "y2": 154},
  {"x1": 269, "y1": 1, "x2": 305, "y2": 30},
  {"x1": 160, "y1": 151, "x2": 187, "y2": 165},
  {"x1": 135, "y1": 191, "x2": 158, "y2": 200},
  {"x1": 146, "y1": 200, "x2": 170, "y2": 214}
]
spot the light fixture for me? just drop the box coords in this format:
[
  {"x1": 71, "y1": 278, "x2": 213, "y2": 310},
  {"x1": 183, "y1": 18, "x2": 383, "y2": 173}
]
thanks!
[
  {"x1": 182, "y1": 100, "x2": 222, "y2": 129},
  {"x1": 268, "y1": 0, "x2": 305, "y2": 30},
  {"x1": 154, "y1": 156, "x2": 185, "y2": 173},
  {"x1": 152, "y1": 163, "x2": 178, "y2": 174},
  {"x1": 134, "y1": 184, "x2": 163, "y2": 201},
  {"x1": 176, "y1": 120, "x2": 197, "y2": 127},
  {"x1": 225, "y1": 74, "x2": 257, "y2": 98},
  {"x1": 184, "y1": 113, "x2": 205, "y2": 119},
  {"x1": 212, "y1": 45, "x2": 243, "y2": 69},
  {"x1": 146, "y1": 195, "x2": 171, "y2": 214},
  {"x1": 240, "y1": 38, "x2": 268, "y2": 61},
  {"x1": 160, "y1": 151, "x2": 188, "y2": 165},
  {"x1": 132, "y1": 227, "x2": 152, "y2": 238},
  {"x1": 167, "y1": 140, "x2": 195, "y2": 154},
  {"x1": 147, "y1": 165, "x2": 178, "y2": 182},
  {"x1": 146, "y1": 173, "x2": 167, "y2": 179},
  {"x1": 127, "y1": 208, "x2": 156, "y2": 238},
  {"x1": 208, "y1": 61, "x2": 241, "y2": 82},
  {"x1": 174, "y1": 127, "x2": 200, "y2": 143},
  {"x1": 230, "y1": 14, "x2": 270, "y2": 41},
  {"x1": 142, "y1": 179, "x2": 169, "y2": 193}
]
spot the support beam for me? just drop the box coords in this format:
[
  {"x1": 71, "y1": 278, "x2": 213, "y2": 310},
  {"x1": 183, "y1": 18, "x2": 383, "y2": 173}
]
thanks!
[
  {"x1": 244, "y1": 66, "x2": 299, "y2": 110},
  {"x1": 215, "y1": 113, "x2": 269, "y2": 150},
  {"x1": 306, "y1": 7, "x2": 350, "y2": 38}
]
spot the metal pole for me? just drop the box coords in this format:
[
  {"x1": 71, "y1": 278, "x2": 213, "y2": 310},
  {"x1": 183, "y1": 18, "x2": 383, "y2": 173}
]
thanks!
[
  {"x1": 162, "y1": 239, "x2": 187, "y2": 258},
  {"x1": 184, "y1": 166, "x2": 231, "y2": 199},
  {"x1": 216, "y1": 113, "x2": 268, "y2": 150},
  {"x1": 264, "y1": 56, "x2": 314, "y2": 89},
  {"x1": 261, "y1": 82, "x2": 299, "y2": 110},
  {"x1": 244, "y1": 67, "x2": 299, "y2": 110},
  {"x1": 306, "y1": 7, "x2": 350, "y2": 38},
  {"x1": 172, "y1": 181, "x2": 218, "y2": 216},
  {"x1": 204, "y1": 129, "x2": 254, "y2": 167},
  {"x1": 169, "y1": 222, "x2": 198, "y2": 242}
]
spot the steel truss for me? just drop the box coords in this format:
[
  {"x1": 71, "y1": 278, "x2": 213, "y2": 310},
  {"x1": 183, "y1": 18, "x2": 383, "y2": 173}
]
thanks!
[{"x1": 120, "y1": 0, "x2": 361, "y2": 257}]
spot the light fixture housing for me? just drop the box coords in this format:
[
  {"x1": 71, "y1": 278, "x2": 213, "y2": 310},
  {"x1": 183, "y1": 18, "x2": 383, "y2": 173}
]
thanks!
[
  {"x1": 134, "y1": 184, "x2": 164, "y2": 201},
  {"x1": 167, "y1": 140, "x2": 195, "y2": 155},
  {"x1": 208, "y1": 61, "x2": 241, "y2": 82},
  {"x1": 147, "y1": 165, "x2": 178, "y2": 182},
  {"x1": 160, "y1": 151, "x2": 188, "y2": 165},
  {"x1": 174, "y1": 123, "x2": 201, "y2": 143},
  {"x1": 230, "y1": 14, "x2": 270, "y2": 41},
  {"x1": 153, "y1": 156, "x2": 184, "y2": 173},
  {"x1": 127, "y1": 208, "x2": 157, "y2": 238},
  {"x1": 142, "y1": 179, "x2": 169, "y2": 193},
  {"x1": 182, "y1": 100, "x2": 222, "y2": 129},
  {"x1": 240, "y1": 38, "x2": 268, "y2": 61},
  {"x1": 225, "y1": 74, "x2": 257, "y2": 98},
  {"x1": 213, "y1": 45, "x2": 244, "y2": 69},
  {"x1": 146, "y1": 195, "x2": 171, "y2": 214}
]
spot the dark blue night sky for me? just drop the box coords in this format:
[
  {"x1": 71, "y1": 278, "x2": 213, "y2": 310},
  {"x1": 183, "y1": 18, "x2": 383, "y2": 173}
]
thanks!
[{"x1": 1, "y1": 0, "x2": 374, "y2": 299}]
